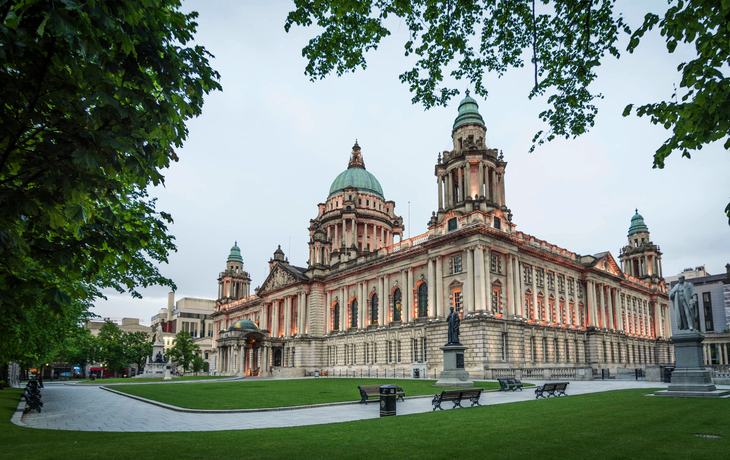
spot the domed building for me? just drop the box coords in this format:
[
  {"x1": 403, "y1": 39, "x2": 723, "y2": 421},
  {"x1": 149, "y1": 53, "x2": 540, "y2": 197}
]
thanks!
[{"x1": 211, "y1": 93, "x2": 672, "y2": 380}]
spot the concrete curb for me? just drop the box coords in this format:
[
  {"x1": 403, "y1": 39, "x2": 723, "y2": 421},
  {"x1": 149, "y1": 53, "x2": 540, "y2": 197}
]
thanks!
[
  {"x1": 99, "y1": 385, "x2": 504, "y2": 414},
  {"x1": 70, "y1": 376, "x2": 245, "y2": 387}
]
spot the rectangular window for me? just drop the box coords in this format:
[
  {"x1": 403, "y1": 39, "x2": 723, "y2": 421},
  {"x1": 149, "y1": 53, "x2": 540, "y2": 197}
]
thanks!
[
  {"x1": 413, "y1": 338, "x2": 419, "y2": 362},
  {"x1": 452, "y1": 290, "x2": 463, "y2": 317},
  {"x1": 388, "y1": 341, "x2": 393, "y2": 363},
  {"x1": 703, "y1": 292, "x2": 714, "y2": 331},
  {"x1": 423, "y1": 337, "x2": 427, "y2": 362},
  {"x1": 452, "y1": 255, "x2": 462, "y2": 274},
  {"x1": 448, "y1": 218, "x2": 457, "y2": 231},
  {"x1": 397, "y1": 341, "x2": 402, "y2": 363}
]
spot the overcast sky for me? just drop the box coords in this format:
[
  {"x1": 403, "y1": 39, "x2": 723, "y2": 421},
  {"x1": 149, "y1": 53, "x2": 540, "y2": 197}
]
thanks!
[{"x1": 93, "y1": 1, "x2": 729, "y2": 325}]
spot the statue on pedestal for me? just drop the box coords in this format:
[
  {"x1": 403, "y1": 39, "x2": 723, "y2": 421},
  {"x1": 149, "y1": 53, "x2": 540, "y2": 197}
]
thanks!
[
  {"x1": 669, "y1": 275, "x2": 699, "y2": 331},
  {"x1": 447, "y1": 306, "x2": 461, "y2": 345}
]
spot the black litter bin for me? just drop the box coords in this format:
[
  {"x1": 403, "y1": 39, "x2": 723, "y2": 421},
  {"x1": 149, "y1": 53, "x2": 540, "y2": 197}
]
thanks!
[
  {"x1": 663, "y1": 366, "x2": 675, "y2": 383},
  {"x1": 380, "y1": 385, "x2": 397, "y2": 417},
  {"x1": 90, "y1": 374, "x2": 96, "y2": 381}
]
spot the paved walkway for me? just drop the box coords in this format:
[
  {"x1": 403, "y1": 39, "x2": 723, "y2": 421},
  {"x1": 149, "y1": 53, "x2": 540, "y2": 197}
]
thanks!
[{"x1": 10, "y1": 379, "x2": 728, "y2": 432}]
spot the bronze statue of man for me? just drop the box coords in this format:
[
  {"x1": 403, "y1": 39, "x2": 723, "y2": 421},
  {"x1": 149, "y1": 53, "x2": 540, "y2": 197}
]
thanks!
[
  {"x1": 447, "y1": 306, "x2": 461, "y2": 344},
  {"x1": 669, "y1": 275, "x2": 699, "y2": 331}
]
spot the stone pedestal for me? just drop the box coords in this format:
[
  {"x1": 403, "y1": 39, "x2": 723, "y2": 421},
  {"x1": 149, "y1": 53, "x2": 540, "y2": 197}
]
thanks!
[
  {"x1": 435, "y1": 344, "x2": 473, "y2": 387},
  {"x1": 163, "y1": 366, "x2": 171, "y2": 381},
  {"x1": 142, "y1": 336, "x2": 167, "y2": 378},
  {"x1": 655, "y1": 332, "x2": 729, "y2": 398}
]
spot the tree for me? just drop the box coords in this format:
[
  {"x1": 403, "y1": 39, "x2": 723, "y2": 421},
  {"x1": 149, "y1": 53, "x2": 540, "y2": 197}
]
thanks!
[
  {"x1": 0, "y1": 0, "x2": 222, "y2": 364},
  {"x1": 285, "y1": 0, "x2": 730, "y2": 221},
  {"x1": 0, "y1": 297, "x2": 94, "y2": 370},
  {"x1": 167, "y1": 331, "x2": 200, "y2": 373},
  {"x1": 191, "y1": 354, "x2": 206, "y2": 375},
  {"x1": 122, "y1": 331, "x2": 153, "y2": 375},
  {"x1": 56, "y1": 326, "x2": 100, "y2": 378},
  {"x1": 98, "y1": 321, "x2": 127, "y2": 375}
]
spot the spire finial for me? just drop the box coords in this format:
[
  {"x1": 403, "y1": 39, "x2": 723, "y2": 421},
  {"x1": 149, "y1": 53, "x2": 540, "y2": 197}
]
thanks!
[
  {"x1": 235, "y1": 240, "x2": 237, "y2": 246},
  {"x1": 635, "y1": 208, "x2": 638, "y2": 214},
  {"x1": 465, "y1": 89, "x2": 470, "y2": 97}
]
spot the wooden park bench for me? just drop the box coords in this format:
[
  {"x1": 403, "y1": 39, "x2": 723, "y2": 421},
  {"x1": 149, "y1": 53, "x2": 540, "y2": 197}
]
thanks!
[
  {"x1": 497, "y1": 378, "x2": 523, "y2": 391},
  {"x1": 358, "y1": 385, "x2": 406, "y2": 404},
  {"x1": 431, "y1": 388, "x2": 484, "y2": 411},
  {"x1": 534, "y1": 382, "x2": 569, "y2": 399}
]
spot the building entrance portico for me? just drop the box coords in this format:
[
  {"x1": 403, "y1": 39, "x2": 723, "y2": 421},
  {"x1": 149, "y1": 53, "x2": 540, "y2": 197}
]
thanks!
[{"x1": 216, "y1": 319, "x2": 267, "y2": 377}]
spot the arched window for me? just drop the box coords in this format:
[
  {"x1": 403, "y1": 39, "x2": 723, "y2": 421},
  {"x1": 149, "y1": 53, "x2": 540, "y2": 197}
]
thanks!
[
  {"x1": 418, "y1": 283, "x2": 428, "y2": 317},
  {"x1": 537, "y1": 292, "x2": 545, "y2": 321},
  {"x1": 371, "y1": 293, "x2": 379, "y2": 324},
  {"x1": 332, "y1": 302, "x2": 340, "y2": 331},
  {"x1": 393, "y1": 289, "x2": 402, "y2": 321},
  {"x1": 350, "y1": 298, "x2": 358, "y2": 328}
]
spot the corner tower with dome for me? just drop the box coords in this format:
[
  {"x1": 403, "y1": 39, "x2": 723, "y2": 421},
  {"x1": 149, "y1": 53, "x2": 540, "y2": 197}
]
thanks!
[{"x1": 210, "y1": 92, "x2": 673, "y2": 380}]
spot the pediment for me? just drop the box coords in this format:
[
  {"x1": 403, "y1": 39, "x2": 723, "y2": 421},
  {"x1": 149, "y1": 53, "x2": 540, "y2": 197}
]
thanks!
[
  {"x1": 595, "y1": 252, "x2": 622, "y2": 276},
  {"x1": 259, "y1": 264, "x2": 301, "y2": 294}
]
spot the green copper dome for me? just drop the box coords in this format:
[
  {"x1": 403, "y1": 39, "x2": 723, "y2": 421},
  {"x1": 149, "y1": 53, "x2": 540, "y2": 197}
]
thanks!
[
  {"x1": 628, "y1": 210, "x2": 649, "y2": 235},
  {"x1": 227, "y1": 242, "x2": 243, "y2": 263},
  {"x1": 329, "y1": 169, "x2": 384, "y2": 198},
  {"x1": 229, "y1": 318, "x2": 258, "y2": 330},
  {"x1": 328, "y1": 141, "x2": 384, "y2": 198},
  {"x1": 453, "y1": 90, "x2": 485, "y2": 130}
]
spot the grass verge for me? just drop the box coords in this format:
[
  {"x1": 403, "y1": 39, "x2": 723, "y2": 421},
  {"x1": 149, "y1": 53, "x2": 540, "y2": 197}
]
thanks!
[
  {"x1": 2, "y1": 387, "x2": 728, "y2": 460},
  {"x1": 111, "y1": 378, "x2": 505, "y2": 409},
  {"x1": 78, "y1": 375, "x2": 229, "y2": 384}
]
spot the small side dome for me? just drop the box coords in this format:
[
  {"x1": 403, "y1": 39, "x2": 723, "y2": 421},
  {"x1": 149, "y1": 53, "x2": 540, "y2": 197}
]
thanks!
[
  {"x1": 228, "y1": 242, "x2": 243, "y2": 263},
  {"x1": 229, "y1": 318, "x2": 259, "y2": 330},
  {"x1": 273, "y1": 245, "x2": 285, "y2": 262},
  {"x1": 628, "y1": 209, "x2": 649, "y2": 235},
  {"x1": 453, "y1": 89, "x2": 485, "y2": 130}
]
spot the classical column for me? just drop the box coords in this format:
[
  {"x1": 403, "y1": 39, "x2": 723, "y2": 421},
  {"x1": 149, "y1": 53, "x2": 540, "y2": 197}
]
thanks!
[
  {"x1": 340, "y1": 287, "x2": 346, "y2": 331},
  {"x1": 490, "y1": 168, "x2": 496, "y2": 202},
  {"x1": 437, "y1": 175, "x2": 443, "y2": 210},
  {"x1": 505, "y1": 253, "x2": 513, "y2": 317},
  {"x1": 427, "y1": 258, "x2": 435, "y2": 317},
  {"x1": 475, "y1": 246, "x2": 486, "y2": 312},
  {"x1": 478, "y1": 162, "x2": 484, "y2": 198},
  {"x1": 436, "y1": 256, "x2": 444, "y2": 317},
  {"x1": 457, "y1": 167, "x2": 464, "y2": 202},
  {"x1": 608, "y1": 288, "x2": 615, "y2": 331},
  {"x1": 407, "y1": 268, "x2": 414, "y2": 322},
  {"x1": 378, "y1": 277, "x2": 385, "y2": 326},
  {"x1": 383, "y1": 275, "x2": 390, "y2": 323},
  {"x1": 500, "y1": 171, "x2": 506, "y2": 206},
  {"x1": 465, "y1": 247, "x2": 474, "y2": 314},
  {"x1": 326, "y1": 291, "x2": 331, "y2": 332},
  {"x1": 359, "y1": 282, "x2": 365, "y2": 328},
  {"x1": 518, "y1": 261, "x2": 525, "y2": 318},
  {"x1": 464, "y1": 162, "x2": 471, "y2": 199},
  {"x1": 301, "y1": 292, "x2": 307, "y2": 334},
  {"x1": 445, "y1": 172, "x2": 452, "y2": 207},
  {"x1": 238, "y1": 345, "x2": 244, "y2": 374},
  {"x1": 272, "y1": 301, "x2": 279, "y2": 337},
  {"x1": 285, "y1": 296, "x2": 292, "y2": 337}
]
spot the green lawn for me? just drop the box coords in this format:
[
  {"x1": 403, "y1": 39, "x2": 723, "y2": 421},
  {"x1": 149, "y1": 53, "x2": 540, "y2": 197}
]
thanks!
[
  {"x1": 2, "y1": 386, "x2": 728, "y2": 460},
  {"x1": 111, "y1": 378, "x2": 504, "y2": 409},
  {"x1": 78, "y1": 375, "x2": 229, "y2": 384}
]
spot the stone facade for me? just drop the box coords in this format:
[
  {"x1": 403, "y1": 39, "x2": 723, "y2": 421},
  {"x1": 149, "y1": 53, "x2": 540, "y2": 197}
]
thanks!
[{"x1": 211, "y1": 94, "x2": 673, "y2": 380}]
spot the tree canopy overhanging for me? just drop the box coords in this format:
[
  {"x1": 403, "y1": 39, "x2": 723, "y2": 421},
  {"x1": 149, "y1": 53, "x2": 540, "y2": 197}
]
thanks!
[
  {"x1": 285, "y1": 0, "x2": 730, "y2": 222},
  {"x1": 0, "y1": 0, "x2": 221, "y2": 365}
]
